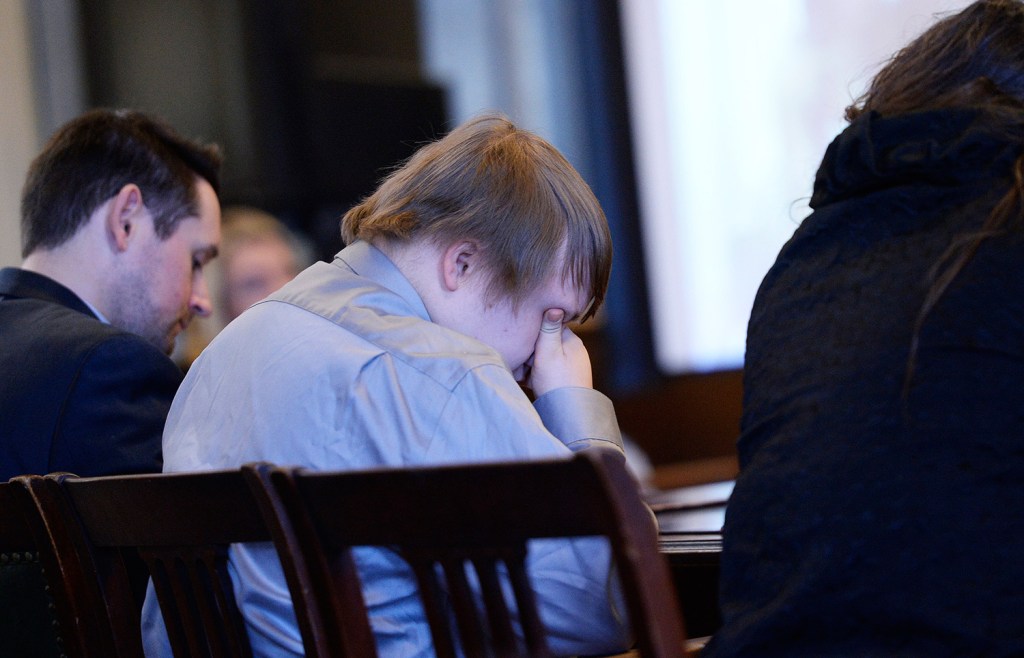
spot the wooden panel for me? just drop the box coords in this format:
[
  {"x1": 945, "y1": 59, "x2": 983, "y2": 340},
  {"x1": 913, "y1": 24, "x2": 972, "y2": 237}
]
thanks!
[{"x1": 611, "y1": 369, "x2": 743, "y2": 469}]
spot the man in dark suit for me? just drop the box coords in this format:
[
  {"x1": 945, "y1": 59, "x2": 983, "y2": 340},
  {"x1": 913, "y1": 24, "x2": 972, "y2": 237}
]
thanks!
[
  {"x1": 0, "y1": 108, "x2": 223, "y2": 481},
  {"x1": 0, "y1": 108, "x2": 221, "y2": 658}
]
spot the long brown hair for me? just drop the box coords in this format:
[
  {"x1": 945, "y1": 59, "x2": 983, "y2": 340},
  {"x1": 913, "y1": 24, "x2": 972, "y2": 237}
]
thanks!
[{"x1": 846, "y1": 0, "x2": 1024, "y2": 390}]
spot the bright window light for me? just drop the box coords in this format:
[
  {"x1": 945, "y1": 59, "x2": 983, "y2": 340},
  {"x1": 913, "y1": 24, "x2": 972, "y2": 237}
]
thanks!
[{"x1": 620, "y1": 0, "x2": 972, "y2": 373}]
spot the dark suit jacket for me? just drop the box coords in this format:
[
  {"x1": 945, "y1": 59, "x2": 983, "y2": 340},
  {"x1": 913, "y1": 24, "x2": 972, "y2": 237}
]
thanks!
[{"x1": 0, "y1": 267, "x2": 182, "y2": 480}]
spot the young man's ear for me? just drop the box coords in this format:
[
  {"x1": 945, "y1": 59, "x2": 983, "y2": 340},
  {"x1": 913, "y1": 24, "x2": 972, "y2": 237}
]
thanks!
[
  {"x1": 440, "y1": 240, "x2": 480, "y2": 292},
  {"x1": 106, "y1": 184, "x2": 146, "y2": 252}
]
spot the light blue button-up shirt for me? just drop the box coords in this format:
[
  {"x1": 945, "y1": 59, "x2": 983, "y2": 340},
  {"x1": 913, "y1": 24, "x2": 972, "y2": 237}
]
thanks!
[{"x1": 142, "y1": 241, "x2": 631, "y2": 657}]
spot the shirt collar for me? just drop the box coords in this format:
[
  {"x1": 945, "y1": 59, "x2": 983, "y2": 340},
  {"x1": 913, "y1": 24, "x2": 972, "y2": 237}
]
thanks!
[
  {"x1": 333, "y1": 240, "x2": 431, "y2": 321},
  {"x1": 83, "y1": 298, "x2": 110, "y2": 323}
]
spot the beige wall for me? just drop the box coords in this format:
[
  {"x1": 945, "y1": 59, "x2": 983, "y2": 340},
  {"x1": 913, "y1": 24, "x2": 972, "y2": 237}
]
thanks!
[{"x1": 0, "y1": 0, "x2": 39, "y2": 267}]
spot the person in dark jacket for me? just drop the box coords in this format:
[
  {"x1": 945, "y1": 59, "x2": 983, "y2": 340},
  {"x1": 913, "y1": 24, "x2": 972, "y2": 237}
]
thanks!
[
  {"x1": 0, "y1": 109, "x2": 222, "y2": 481},
  {"x1": 0, "y1": 109, "x2": 222, "y2": 657},
  {"x1": 707, "y1": 1, "x2": 1024, "y2": 655}
]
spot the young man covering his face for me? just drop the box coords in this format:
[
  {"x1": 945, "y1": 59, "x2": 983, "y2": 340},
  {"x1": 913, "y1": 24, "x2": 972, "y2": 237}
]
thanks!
[{"x1": 143, "y1": 114, "x2": 635, "y2": 657}]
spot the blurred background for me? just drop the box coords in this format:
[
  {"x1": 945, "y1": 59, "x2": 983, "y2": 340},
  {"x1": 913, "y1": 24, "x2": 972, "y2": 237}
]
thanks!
[{"x1": 0, "y1": 0, "x2": 971, "y2": 485}]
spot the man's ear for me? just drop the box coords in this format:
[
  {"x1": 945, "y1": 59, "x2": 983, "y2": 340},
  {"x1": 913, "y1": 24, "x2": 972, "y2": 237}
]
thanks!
[
  {"x1": 106, "y1": 184, "x2": 146, "y2": 252},
  {"x1": 440, "y1": 240, "x2": 480, "y2": 292}
]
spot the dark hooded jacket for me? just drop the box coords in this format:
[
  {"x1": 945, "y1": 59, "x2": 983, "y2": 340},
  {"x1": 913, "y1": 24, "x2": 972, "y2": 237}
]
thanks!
[{"x1": 708, "y1": 108, "x2": 1024, "y2": 657}]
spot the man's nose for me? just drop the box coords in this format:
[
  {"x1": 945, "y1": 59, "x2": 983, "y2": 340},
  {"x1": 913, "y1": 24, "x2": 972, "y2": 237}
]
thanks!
[{"x1": 191, "y1": 274, "x2": 213, "y2": 318}]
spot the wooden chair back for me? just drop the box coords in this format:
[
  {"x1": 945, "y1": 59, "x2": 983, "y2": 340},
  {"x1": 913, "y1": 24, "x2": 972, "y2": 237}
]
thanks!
[
  {"x1": 245, "y1": 450, "x2": 688, "y2": 657},
  {"x1": 0, "y1": 480, "x2": 38, "y2": 551},
  {"x1": 21, "y1": 469, "x2": 274, "y2": 658},
  {"x1": 0, "y1": 479, "x2": 70, "y2": 657}
]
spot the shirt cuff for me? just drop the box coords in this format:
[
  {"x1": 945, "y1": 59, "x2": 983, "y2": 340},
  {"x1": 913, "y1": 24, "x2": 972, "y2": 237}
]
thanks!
[{"x1": 533, "y1": 387, "x2": 624, "y2": 454}]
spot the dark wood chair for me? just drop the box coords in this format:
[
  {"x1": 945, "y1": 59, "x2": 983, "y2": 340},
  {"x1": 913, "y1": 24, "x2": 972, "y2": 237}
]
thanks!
[
  {"x1": 244, "y1": 450, "x2": 689, "y2": 657},
  {"x1": 20, "y1": 469, "x2": 276, "y2": 658},
  {"x1": 0, "y1": 479, "x2": 70, "y2": 657}
]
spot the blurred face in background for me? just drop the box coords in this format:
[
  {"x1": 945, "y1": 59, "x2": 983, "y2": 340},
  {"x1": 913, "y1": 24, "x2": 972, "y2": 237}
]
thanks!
[{"x1": 222, "y1": 235, "x2": 298, "y2": 319}]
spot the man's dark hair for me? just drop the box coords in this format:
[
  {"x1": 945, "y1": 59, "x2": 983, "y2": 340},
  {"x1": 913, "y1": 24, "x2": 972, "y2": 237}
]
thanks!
[{"x1": 20, "y1": 108, "x2": 223, "y2": 258}]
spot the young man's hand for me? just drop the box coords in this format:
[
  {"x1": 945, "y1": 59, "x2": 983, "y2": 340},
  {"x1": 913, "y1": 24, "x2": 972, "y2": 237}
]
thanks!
[{"x1": 527, "y1": 308, "x2": 593, "y2": 397}]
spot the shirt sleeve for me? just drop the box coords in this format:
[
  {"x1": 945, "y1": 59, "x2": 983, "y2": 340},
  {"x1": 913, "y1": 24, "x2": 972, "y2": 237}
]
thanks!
[{"x1": 533, "y1": 386, "x2": 624, "y2": 454}]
